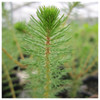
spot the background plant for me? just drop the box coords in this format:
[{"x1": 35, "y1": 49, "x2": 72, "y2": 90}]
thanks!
[{"x1": 64, "y1": 23, "x2": 98, "y2": 98}]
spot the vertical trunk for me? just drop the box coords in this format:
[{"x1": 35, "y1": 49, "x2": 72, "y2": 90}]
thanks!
[{"x1": 44, "y1": 32, "x2": 50, "y2": 98}]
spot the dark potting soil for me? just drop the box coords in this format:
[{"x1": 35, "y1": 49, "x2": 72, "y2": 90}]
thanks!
[
  {"x1": 13, "y1": 54, "x2": 30, "y2": 71},
  {"x1": 83, "y1": 75, "x2": 98, "y2": 95},
  {"x1": 2, "y1": 71, "x2": 22, "y2": 98},
  {"x1": 77, "y1": 91, "x2": 92, "y2": 98},
  {"x1": 2, "y1": 54, "x2": 30, "y2": 98},
  {"x1": 76, "y1": 74, "x2": 98, "y2": 98},
  {"x1": 18, "y1": 54, "x2": 30, "y2": 62},
  {"x1": 55, "y1": 72, "x2": 98, "y2": 98},
  {"x1": 55, "y1": 89, "x2": 69, "y2": 98}
]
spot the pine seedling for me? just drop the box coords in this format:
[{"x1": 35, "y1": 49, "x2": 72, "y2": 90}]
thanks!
[
  {"x1": 14, "y1": 21, "x2": 27, "y2": 32},
  {"x1": 22, "y1": 6, "x2": 71, "y2": 98}
]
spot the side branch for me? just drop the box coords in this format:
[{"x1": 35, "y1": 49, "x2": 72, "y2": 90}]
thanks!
[
  {"x1": 2, "y1": 48, "x2": 26, "y2": 68},
  {"x1": 2, "y1": 62, "x2": 16, "y2": 98}
]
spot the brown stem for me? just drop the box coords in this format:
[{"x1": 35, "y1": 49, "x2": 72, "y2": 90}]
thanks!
[
  {"x1": 2, "y1": 62, "x2": 16, "y2": 98},
  {"x1": 62, "y1": 2, "x2": 79, "y2": 26},
  {"x1": 13, "y1": 33, "x2": 24, "y2": 59},
  {"x1": 44, "y1": 33, "x2": 50, "y2": 98},
  {"x1": 4, "y1": 13, "x2": 24, "y2": 60},
  {"x1": 63, "y1": 10, "x2": 71, "y2": 26},
  {"x1": 2, "y1": 48, "x2": 26, "y2": 68},
  {"x1": 79, "y1": 48, "x2": 94, "y2": 74},
  {"x1": 83, "y1": 57, "x2": 97, "y2": 74},
  {"x1": 77, "y1": 57, "x2": 97, "y2": 78}
]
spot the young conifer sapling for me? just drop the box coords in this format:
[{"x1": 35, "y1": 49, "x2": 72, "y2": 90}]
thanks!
[{"x1": 22, "y1": 6, "x2": 71, "y2": 98}]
